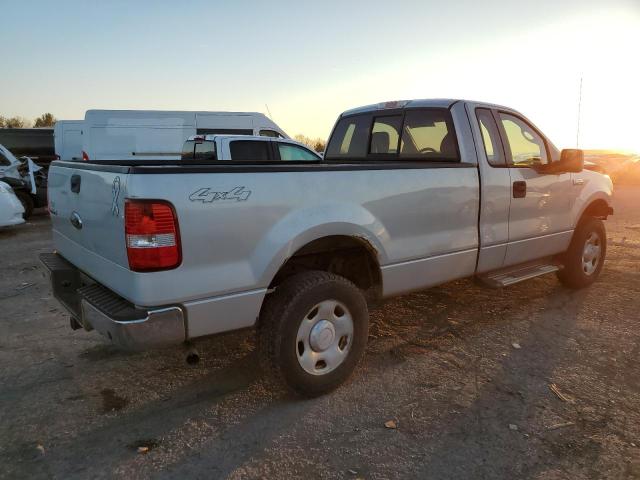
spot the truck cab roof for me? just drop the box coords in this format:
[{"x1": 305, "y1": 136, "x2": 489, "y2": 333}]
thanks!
[{"x1": 339, "y1": 98, "x2": 516, "y2": 116}]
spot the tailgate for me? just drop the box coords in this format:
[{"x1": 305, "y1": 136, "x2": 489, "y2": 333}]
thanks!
[{"x1": 48, "y1": 163, "x2": 129, "y2": 268}]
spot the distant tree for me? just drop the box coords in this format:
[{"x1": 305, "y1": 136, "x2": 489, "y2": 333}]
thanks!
[
  {"x1": 0, "y1": 116, "x2": 5, "y2": 128},
  {"x1": 34, "y1": 113, "x2": 56, "y2": 127},
  {"x1": 294, "y1": 134, "x2": 327, "y2": 153},
  {"x1": 5, "y1": 116, "x2": 31, "y2": 128},
  {"x1": 312, "y1": 138, "x2": 327, "y2": 153}
]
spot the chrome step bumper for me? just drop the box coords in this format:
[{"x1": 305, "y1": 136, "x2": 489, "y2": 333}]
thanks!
[{"x1": 39, "y1": 252, "x2": 186, "y2": 351}]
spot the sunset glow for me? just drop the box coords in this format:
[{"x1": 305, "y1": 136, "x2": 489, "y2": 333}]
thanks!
[{"x1": 1, "y1": 0, "x2": 638, "y2": 153}]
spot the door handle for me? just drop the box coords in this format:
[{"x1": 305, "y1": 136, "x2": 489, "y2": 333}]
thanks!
[
  {"x1": 513, "y1": 181, "x2": 527, "y2": 198},
  {"x1": 70, "y1": 174, "x2": 81, "y2": 193},
  {"x1": 573, "y1": 178, "x2": 585, "y2": 186}
]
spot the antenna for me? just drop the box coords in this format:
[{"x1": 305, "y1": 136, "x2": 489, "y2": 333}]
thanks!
[
  {"x1": 576, "y1": 76, "x2": 583, "y2": 148},
  {"x1": 265, "y1": 104, "x2": 273, "y2": 120}
]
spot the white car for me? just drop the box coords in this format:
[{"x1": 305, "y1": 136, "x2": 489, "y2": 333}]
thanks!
[
  {"x1": 0, "y1": 181, "x2": 25, "y2": 227},
  {"x1": 0, "y1": 143, "x2": 45, "y2": 218},
  {"x1": 181, "y1": 135, "x2": 322, "y2": 161}
]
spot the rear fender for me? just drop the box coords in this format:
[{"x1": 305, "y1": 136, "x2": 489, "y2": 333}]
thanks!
[{"x1": 252, "y1": 203, "x2": 389, "y2": 288}]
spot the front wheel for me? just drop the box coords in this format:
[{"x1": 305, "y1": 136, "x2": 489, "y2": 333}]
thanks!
[
  {"x1": 257, "y1": 271, "x2": 369, "y2": 397},
  {"x1": 557, "y1": 217, "x2": 606, "y2": 289}
]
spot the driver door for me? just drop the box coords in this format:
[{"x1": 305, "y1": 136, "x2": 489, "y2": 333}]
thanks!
[{"x1": 498, "y1": 111, "x2": 574, "y2": 267}]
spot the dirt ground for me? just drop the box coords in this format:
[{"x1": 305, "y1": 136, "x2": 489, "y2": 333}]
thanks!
[{"x1": 1, "y1": 187, "x2": 639, "y2": 480}]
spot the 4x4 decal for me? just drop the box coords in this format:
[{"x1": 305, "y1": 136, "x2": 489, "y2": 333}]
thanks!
[{"x1": 189, "y1": 186, "x2": 251, "y2": 203}]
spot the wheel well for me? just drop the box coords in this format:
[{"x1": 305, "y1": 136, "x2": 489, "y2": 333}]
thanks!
[
  {"x1": 269, "y1": 236, "x2": 382, "y2": 299},
  {"x1": 581, "y1": 199, "x2": 611, "y2": 221}
]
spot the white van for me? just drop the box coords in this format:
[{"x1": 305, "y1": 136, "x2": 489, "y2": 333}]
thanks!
[
  {"x1": 54, "y1": 120, "x2": 84, "y2": 161},
  {"x1": 81, "y1": 110, "x2": 288, "y2": 161}
]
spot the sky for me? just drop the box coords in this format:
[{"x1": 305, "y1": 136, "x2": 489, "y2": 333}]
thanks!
[{"x1": 1, "y1": 0, "x2": 639, "y2": 152}]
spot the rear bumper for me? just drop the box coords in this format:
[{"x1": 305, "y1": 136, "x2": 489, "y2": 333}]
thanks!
[{"x1": 39, "y1": 252, "x2": 186, "y2": 351}]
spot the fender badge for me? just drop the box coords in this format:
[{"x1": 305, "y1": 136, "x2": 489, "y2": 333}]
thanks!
[
  {"x1": 111, "y1": 176, "x2": 121, "y2": 216},
  {"x1": 189, "y1": 186, "x2": 251, "y2": 203}
]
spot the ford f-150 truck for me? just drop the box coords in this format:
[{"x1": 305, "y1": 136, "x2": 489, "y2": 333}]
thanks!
[{"x1": 42, "y1": 99, "x2": 613, "y2": 396}]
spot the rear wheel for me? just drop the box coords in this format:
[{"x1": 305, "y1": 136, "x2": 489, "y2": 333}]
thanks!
[
  {"x1": 257, "y1": 271, "x2": 369, "y2": 397},
  {"x1": 557, "y1": 217, "x2": 606, "y2": 289},
  {"x1": 15, "y1": 191, "x2": 34, "y2": 220}
]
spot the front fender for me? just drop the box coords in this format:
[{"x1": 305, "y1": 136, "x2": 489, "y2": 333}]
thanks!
[
  {"x1": 250, "y1": 202, "x2": 390, "y2": 288},
  {"x1": 572, "y1": 171, "x2": 614, "y2": 227}
]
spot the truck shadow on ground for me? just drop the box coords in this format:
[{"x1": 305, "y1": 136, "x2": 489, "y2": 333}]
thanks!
[
  {"x1": 408, "y1": 289, "x2": 598, "y2": 479},
  {"x1": 148, "y1": 279, "x2": 603, "y2": 478}
]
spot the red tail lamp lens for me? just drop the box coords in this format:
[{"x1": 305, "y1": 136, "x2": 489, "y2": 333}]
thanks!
[{"x1": 124, "y1": 200, "x2": 181, "y2": 271}]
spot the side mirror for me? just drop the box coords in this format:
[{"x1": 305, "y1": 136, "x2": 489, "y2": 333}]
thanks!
[{"x1": 559, "y1": 149, "x2": 584, "y2": 173}]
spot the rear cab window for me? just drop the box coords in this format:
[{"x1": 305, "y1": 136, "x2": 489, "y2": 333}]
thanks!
[
  {"x1": 325, "y1": 108, "x2": 459, "y2": 162},
  {"x1": 370, "y1": 116, "x2": 402, "y2": 154},
  {"x1": 325, "y1": 114, "x2": 372, "y2": 159},
  {"x1": 400, "y1": 110, "x2": 458, "y2": 160}
]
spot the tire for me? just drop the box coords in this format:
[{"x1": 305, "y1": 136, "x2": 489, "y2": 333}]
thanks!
[
  {"x1": 556, "y1": 217, "x2": 606, "y2": 289},
  {"x1": 257, "y1": 271, "x2": 369, "y2": 397},
  {"x1": 15, "y1": 191, "x2": 34, "y2": 220}
]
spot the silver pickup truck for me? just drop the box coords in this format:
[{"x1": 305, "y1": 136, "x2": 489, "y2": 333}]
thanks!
[{"x1": 42, "y1": 99, "x2": 613, "y2": 396}]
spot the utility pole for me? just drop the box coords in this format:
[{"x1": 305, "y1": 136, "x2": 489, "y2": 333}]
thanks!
[{"x1": 576, "y1": 76, "x2": 583, "y2": 148}]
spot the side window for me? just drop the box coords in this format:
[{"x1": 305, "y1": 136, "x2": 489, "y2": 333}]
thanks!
[
  {"x1": 476, "y1": 109, "x2": 505, "y2": 167},
  {"x1": 325, "y1": 114, "x2": 372, "y2": 159},
  {"x1": 277, "y1": 143, "x2": 320, "y2": 161},
  {"x1": 229, "y1": 140, "x2": 270, "y2": 161},
  {"x1": 369, "y1": 115, "x2": 402, "y2": 154},
  {"x1": 399, "y1": 110, "x2": 458, "y2": 160},
  {"x1": 197, "y1": 128, "x2": 253, "y2": 135},
  {"x1": 260, "y1": 130, "x2": 283, "y2": 138},
  {"x1": 498, "y1": 113, "x2": 548, "y2": 166}
]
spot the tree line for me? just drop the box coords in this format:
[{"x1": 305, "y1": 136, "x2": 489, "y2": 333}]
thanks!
[
  {"x1": 1, "y1": 112, "x2": 328, "y2": 151},
  {"x1": 0, "y1": 113, "x2": 56, "y2": 128},
  {"x1": 294, "y1": 134, "x2": 326, "y2": 153}
]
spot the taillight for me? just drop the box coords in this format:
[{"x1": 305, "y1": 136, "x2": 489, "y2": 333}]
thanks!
[
  {"x1": 82, "y1": 151, "x2": 89, "y2": 161},
  {"x1": 124, "y1": 200, "x2": 181, "y2": 272}
]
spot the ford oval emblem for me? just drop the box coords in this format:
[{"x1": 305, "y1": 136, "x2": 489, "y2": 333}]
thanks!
[{"x1": 70, "y1": 211, "x2": 83, "y2": 230}]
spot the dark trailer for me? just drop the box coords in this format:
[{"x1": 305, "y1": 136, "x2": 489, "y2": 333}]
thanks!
[{"x1": 0, "y1": 128, "x2": 55, "y2": 168}]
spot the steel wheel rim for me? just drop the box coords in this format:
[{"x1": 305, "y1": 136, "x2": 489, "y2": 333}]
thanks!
[
  {"x1": 581, "y1": 231, "x2": 602, "y2": 275},
  {"x1": 296, "y1": 299, "x2": 354, "y2": 375}
]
